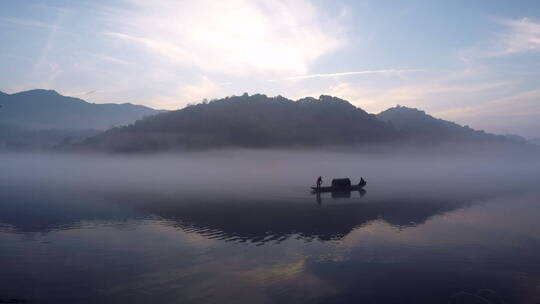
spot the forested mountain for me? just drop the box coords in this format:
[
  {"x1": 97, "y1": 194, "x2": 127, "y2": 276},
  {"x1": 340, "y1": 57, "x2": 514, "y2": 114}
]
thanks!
[
  {"x1": 1, "y1": 90, "x2": 524, "y2": 152},
  {"x1": 377, "y1": 106, "x2": 508, "y2": 143},
  {"x1": 77, "y1": 94, "x2": 516, "y2": 152},
  {"x1": 79, "y1": 94, "x2": 396, "y2": 151}
]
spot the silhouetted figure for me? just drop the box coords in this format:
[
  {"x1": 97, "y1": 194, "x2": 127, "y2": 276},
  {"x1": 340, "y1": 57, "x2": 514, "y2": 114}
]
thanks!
[
  {"x1": 360, "y1": 177, "x2": 366, "y2": 185},
  {"x1": 316, "y1": 176, "x2": 323, "y2": 189}
]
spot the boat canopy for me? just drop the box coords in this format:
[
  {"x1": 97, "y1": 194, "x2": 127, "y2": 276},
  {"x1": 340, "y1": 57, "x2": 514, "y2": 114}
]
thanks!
[{"x1": 331, "y1": 178, "x2": 351, "y2": 187}]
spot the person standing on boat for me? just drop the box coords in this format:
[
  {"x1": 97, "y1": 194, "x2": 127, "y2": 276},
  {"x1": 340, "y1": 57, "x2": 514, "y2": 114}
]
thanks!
[{"x1": 316, "y1": 176, "x2": 323, "y2": 189}]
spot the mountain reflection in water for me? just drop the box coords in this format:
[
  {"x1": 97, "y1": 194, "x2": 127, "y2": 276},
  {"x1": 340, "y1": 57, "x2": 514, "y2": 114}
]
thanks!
[
  {"x1": 0, "y1": 186, "x2": 471, "y2": 243},
  {"x1": 136, "y1": 195, "x2": 470, "y2": 244},
  {"x1": 2, "y1": 183, "x2": 540, "y2": 304}
]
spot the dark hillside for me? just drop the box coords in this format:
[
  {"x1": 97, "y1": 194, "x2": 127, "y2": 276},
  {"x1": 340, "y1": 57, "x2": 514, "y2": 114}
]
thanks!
[
  {"x1": 79, "y1": 94, "x2": 397, "y2": 152},
  {"x1": 377, "y1": 106, "x2": 507, "y2": 143}
]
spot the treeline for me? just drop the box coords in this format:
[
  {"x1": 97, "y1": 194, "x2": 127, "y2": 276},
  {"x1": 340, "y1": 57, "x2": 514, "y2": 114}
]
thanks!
[{"x1": 76, "y1": 93, "x2": 520, "y2": 152}]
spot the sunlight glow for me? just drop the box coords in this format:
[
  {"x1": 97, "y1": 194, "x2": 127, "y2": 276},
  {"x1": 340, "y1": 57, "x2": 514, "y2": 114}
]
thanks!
[{"x1": 107, "y1": 0, "x2": 345, "y2": 75}]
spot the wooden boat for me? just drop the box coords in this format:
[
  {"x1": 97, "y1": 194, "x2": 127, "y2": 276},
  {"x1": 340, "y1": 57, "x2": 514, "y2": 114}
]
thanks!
[{"x1": 311, "y1": 178, "x2": 366, "y2": 193}]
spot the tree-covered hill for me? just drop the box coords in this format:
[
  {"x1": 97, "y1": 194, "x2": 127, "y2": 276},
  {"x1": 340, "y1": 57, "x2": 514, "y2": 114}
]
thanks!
[
  {"x1": 377, "y1": 106, "x2": 508, "y2": 143},
  {"x1": 79, "y1": 94, "x2": 397, "y2": 152},
  {"x1": 76, "y1": 94, "x2": 525, "y2": 152}
]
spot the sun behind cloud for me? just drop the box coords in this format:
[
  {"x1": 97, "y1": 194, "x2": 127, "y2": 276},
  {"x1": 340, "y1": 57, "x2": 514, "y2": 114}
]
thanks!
[{"x1": 105, "y1": 0, "x2": 346, "y2": 76}]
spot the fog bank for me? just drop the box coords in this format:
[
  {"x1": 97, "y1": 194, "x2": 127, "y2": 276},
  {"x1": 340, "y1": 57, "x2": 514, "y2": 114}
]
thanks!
[{"x1": 1, "y1": 147, "x2": 539, "y2": 204}]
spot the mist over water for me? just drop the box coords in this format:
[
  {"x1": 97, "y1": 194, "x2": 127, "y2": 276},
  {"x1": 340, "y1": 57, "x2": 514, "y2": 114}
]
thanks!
[
  {"x1": 1, "y1": 145, "x2": 538, "y2": 197},
  {"x1": 1, "y1": 147, "x2": 540, "y2": 303}
]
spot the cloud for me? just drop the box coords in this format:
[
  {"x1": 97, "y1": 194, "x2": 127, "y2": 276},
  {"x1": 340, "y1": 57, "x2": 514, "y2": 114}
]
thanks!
[
  {"x1": 434, "y1": 89, "x2": 540, "y2": 137},
  {"x1": 104, "y1": 0, "x2": 346, "y2": 76},
  {"x1": 91, "y1": 54, "x2": 132, "y2": 66},
  {"x1": 147, "y1": 76, "x2": 222, "y2": 109},
  {"x1": 68, "y1": 90, "x2": 98, "y2": 97},
  {"x1": 460, "y1": 17, "x2": 540, "y2": 61},
  {"x1": 280, "y1": 69, "x2": 422, "y2": 81},
  {"x1": 437, "y1": 89, "x2": 540, "y2": 119},
  {"x1": 495, "y1": 18, "x2": 540, "y2": 56},
  {"x1": 293, "y1": 76, "x2": 537, "y2": 136},
  {"x1": 292, "y1": 69, "x2": 514, "y2": 115},
  {"x1": 1, "y1": 17, "x2": 61, "y2": 31}
]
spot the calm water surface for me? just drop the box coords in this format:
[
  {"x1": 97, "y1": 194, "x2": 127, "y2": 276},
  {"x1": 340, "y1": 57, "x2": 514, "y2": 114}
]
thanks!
[{"x1": 1, "y1": 153, "x2": 540, "y2": 303}]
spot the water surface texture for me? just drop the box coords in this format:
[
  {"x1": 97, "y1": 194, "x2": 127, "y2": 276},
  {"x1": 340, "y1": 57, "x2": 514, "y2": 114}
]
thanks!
[{"x1": 1, "y1": 151, "x2": 539, "y2": 303}]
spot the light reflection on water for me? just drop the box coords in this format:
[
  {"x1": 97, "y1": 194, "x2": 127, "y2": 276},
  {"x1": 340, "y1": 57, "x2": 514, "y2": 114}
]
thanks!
[{"x1": 1, "y1": 185, "x2": 540, "y2": 303}]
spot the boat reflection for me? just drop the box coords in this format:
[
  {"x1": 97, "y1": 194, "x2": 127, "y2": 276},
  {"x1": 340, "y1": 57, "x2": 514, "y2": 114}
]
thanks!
[{"x1": 316, "y1": 188, "x2": 366, "y2": 203}]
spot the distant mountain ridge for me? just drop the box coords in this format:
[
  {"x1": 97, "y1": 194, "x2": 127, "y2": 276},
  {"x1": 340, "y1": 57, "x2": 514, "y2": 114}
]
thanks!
[
  {"x1": 530, "y1": 138, "x2": 540, "y2": 145},
  {"x1": 0, "y1": 89, "x2": 160, "y2": 130},
  {"x1": 76, "y1": 93, "x2": 521, "y2": 152},
  {"x1": 0, "y1": 90, "x2": 528, "y2": 152},
  {"x1": 0, "y1": 89, "x2": 160, "y2": 150},
  {"x1": 376, "y1": 106, "x2": 507, "y2": 143}
]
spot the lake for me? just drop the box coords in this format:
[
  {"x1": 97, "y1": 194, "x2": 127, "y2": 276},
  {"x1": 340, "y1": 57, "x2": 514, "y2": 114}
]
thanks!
[{"x1": 1, "y1": 151, "x2": 539, "y2": 303}]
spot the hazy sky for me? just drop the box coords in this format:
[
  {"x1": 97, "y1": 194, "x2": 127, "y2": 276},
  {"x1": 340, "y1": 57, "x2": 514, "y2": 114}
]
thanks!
[{"x1": 1, "y1": 0, "x2": 539, "y2": 137}]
